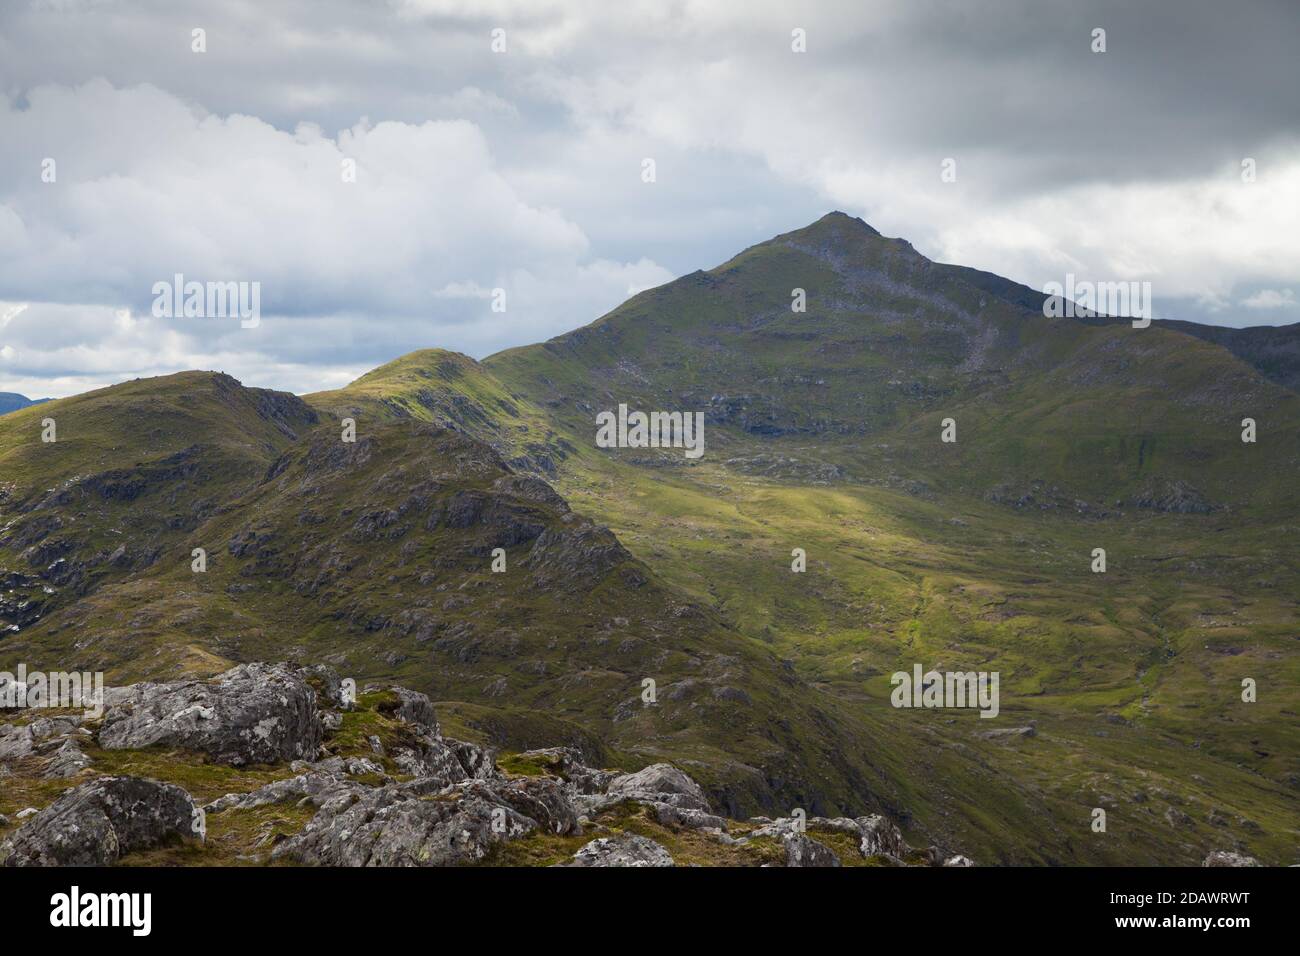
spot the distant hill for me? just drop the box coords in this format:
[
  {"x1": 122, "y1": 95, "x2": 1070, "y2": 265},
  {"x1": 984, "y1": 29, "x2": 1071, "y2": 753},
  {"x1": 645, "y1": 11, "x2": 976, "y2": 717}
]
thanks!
[
  {"x1": 0, "y1": 392, "x2": 50, "y2": 416},
  {"x1": 934, "y1": 260, "x2": 1300, "y2": 393}
]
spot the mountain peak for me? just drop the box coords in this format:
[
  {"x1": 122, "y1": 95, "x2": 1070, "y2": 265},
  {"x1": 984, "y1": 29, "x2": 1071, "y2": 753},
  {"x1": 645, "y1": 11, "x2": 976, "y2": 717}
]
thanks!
[
  {"x1": 812, "y1": 210, "x2": 882, "y2": 236},
  {"x1": 764, "y1": 210, "x2": 899, "y2": 255}
]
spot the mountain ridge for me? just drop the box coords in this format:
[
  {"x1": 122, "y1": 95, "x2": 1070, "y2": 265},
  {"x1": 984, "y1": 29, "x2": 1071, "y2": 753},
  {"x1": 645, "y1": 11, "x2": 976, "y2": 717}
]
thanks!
[{"x1": 3, "y1": 213, "x2": 1297, "y2": 865}]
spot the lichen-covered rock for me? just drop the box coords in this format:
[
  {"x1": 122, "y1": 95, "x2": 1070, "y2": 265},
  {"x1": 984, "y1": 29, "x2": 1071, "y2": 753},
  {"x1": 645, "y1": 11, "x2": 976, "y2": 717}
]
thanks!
[
  {"x1": 205, "y1": 772, "x2": 358, "y2": 814},
  {"x1": 0, "y1": 722, "x2": 34, "y2": 761},
  {"x1": 0, "y1": 776, "x2": 195, "y2": 866},
  {"x1": 783, "y1": 832, "x2": 841, "y2": 867},
  {"x1": 296, "y1": 664, "x2": 345, "y2": 706},
  {"x1": 606, "y1": 763, "x2": 711, "y2": 812},
  {"x1": 391, "y1": 734, "x2": 468, "y2": 783},
  {"x1": 649, "y1": 802, "x2": 729, "y2": 831},
  {"x1": 386, "y1": 686, "x2": 439, "y2": 733},
  {"x1": 1203, "y1": 851, "x2": 1261, "y2": 867},
  {"x1": 565, "y1": 834, "x2": 674, "y2": 867},
  {"x1": 857, "y1": 814, "x2": 908, "y2": 860},
  {"x1": 39, "y1": 738, "x2": 90, "y2": 779},
  {"x1": 1, "y1": 714, "x2": 85, "y2": 764},
  {"x1": 474, "y1": 776, "x2": 577, "y2": 836},
  {"x1": 271, "y1": 778, "x2": 541, "y2": 867},
  {"x1": 449, "y1": 739, "x2": 496, "y2": 779},
  {"x1": 99, "y1": 662, "x2": 323, "y2": 766}
]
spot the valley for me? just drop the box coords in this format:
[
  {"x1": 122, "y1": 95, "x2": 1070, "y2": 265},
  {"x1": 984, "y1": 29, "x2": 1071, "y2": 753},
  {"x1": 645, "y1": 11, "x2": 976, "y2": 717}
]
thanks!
[{"x1": 1, "y1": 213, "x2": 1296, "y2": 865}]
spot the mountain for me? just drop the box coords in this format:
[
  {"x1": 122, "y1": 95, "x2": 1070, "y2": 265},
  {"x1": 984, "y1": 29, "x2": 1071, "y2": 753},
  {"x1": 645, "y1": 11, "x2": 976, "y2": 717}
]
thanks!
[
  {"x1": 2, "y1": 214, "x2": 1297, "y2": 866},
  {"x1": 0, "y1": 393, "x2": 50, "y2": 416},
  {"x1": 935, "y1": 259, "x2": 1300, "y2": 393}
]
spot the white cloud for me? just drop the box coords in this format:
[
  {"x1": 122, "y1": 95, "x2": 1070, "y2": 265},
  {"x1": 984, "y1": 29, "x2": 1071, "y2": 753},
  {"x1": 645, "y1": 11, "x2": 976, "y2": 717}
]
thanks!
[
  {"x1": 1240, "y1": 288, "x2": 1296, "y2": 309},
  {"x1": 0, "y1": 80, "x2": 673, "y2": 394}
]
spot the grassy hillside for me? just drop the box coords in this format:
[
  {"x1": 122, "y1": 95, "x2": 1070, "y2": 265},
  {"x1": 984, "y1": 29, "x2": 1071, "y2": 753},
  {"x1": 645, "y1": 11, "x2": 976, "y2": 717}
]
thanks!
[{"x1": 2, "y1": 213, "x2": 1296, "y2": 864}]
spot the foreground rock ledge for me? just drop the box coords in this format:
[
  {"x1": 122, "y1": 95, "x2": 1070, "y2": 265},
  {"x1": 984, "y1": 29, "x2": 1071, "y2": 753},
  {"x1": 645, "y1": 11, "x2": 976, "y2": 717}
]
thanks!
[{"x1": 0, "y1": 661, "x2": 973, "y2": 867}]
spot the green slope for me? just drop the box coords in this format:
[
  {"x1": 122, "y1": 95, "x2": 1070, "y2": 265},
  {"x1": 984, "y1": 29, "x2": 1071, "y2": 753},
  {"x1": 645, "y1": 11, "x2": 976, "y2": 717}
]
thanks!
[{"x1": 2, "y1": 213, "x2": 1296, "y2": 864}]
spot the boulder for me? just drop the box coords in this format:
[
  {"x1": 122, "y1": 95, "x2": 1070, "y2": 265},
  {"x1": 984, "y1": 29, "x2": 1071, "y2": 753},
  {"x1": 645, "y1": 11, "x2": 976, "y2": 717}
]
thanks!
[
  {"x1": 566, "y1": 834, "x2": 674, "y2": 867},
  {"x1": 857, "y1": 814, "x2": 908, "y2": 859},
  {"x1": 0, "y1": 776, "x2": 196, "y2": 866},
  {"x1": 99, "y1": 662, "x2": 323, "y2": 766},
  {"x1": 449, "y1": 739, "x2": 497, "y2": 780},
  {"x1": 1203, "y1": 851, "x2": 1261, "y2": 867},
  {"x1": 384, "y1": 686, "x2": 439, "y2": 733},
  {"x1": 39, "y1": 738, "x2": 90, "y2": 779},
  {"x1": 470, "y1": 776, "x2": 578, "y2": 836},
  {"x1": 0, "y1": 723, "x2": 34, "y2": 761},
  {"x1": 650, "y1": 802, "x2": 730, "y2": 831},
  {"x1": 783, "y1": 832, "x2": 841, "y2": 867},
  {"x1": 271, "y1": 778, "x2": 541, "y2": 867},
  {"x1": 205, "y1": 772, "x2": 358, "y2": 814},
  {"x1": 606, "y1": 763, "x2": 711, "y2": 812}
]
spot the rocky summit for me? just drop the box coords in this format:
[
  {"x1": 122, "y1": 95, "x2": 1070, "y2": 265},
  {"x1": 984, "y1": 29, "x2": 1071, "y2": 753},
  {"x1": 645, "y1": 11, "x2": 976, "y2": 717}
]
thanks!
[{"x1": 0, "y1": 661, "x2": 962, "y2": 867}]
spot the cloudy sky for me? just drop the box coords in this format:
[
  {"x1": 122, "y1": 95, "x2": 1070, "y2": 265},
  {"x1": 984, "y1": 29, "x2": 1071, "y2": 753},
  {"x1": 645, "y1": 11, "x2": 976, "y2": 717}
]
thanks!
[{"x1": 1, "y1": 0, "x2": 1297, "y2": 398}]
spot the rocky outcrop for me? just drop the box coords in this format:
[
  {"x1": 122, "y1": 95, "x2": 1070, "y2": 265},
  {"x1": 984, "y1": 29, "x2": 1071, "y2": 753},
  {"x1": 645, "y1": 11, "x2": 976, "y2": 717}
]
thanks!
[
  {"x1": 605, "y1": 763, "x2": 711, "y2": 811},
  {"x1": 566, "y1": 834, "x2": 674, "y2": 867},
  {"x1": 98, "y1": 662, "x2": 323, "y2": 766},
  {"x1": 566, "y1": 760, "x2": 727, "y2": 831},
  {"x1": 857, "y1": 813, "x2": 909, "y2": 860},
  {"x1": 270, "y1": 777, "x2": 545, "y2": 867},
  {"x1": 782, "y1": 832, "x2": 841, "y2": 867},
  {"x1": 0, "y1": 776, "x2": 195, "y2": 866},
  {"x1": 0, "y1": 664, "x2": 958, "y2": 870},
  {"x1": 1203, "y1": 851, "x2": 1261, "y2": 867},
  {"x1": 749, "y1": 812, "x2": 920, "y2": 865},
  {"x1": 0, "y1": 714, "x2": 91, "y2": 780}
]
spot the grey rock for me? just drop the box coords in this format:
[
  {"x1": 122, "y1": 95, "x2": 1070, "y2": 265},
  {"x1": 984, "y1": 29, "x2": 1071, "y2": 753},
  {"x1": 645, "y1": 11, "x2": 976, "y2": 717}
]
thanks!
[
  {"x1": 272, "y1": 778, "x2": 540, "y2": 867},
  {"x1": 857, "y1": 814, "x2": 908, "y2": 859},
  {"x1": 465, "y1": 776, "x2": 577, "y2": 836},
  {"x1": 40, "y1": 738, "x2": 90, "y2": 779},
  {"x1": 295, "y1": 664, "x2": 345, "y2": 706},
  {"x1": 391, "y1": 733, "x2": 469, "y2": 784},
  {"x1": 449, "y1": 738, "x2": 496, "y2": 779},
  {"x1": 1203, "y1": 851, "x2": 1261, "y2": 867},
  {"x1": 783, "y1": 832, "x2": 841, "y2": 867},
  {"x1": 99, "y1": 662, "x2": 324, "y2": 766},
  {"x1": 0, "y1": 776, "x2": 195, "y2": 866},
  {"x1": 206, "y1": 772, "x2": 358, "y2": 814},
  {"x1": 0, "y1": 723, "x2": 34, "y2": 761},
  {"x1": 606, "y1": 763, "x2": 711, "y2": 812},
  {"x1": 387, "y1": 686, "x2": 439, "y2": 733},
  {"x1": 650, "y1": 802, "x2": 729, "y2": 831},
  {"x1": 565, "y1": 834, "x2": 674, "y2": 867}
]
